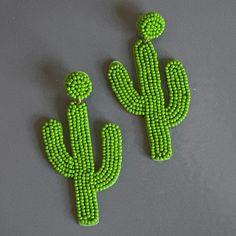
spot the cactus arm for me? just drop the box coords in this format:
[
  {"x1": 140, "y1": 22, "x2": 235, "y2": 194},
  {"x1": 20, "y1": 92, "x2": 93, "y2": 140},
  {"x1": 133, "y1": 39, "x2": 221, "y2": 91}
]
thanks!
[
  {"x1": 67, "y1": 102, "x2": 94, "y2": 171},
  {"x1": 42, "y1": 120, "x2": 75, "y2": 178},
  {"x1": 165, "y1": 60, "x2": 191, "y2": 127},
  {"x1": 94, "y1": 124, "x2": 122, "y2": 191},
  {"x1": 108, "y1": 61, "x2": 145, "y2": 115}
]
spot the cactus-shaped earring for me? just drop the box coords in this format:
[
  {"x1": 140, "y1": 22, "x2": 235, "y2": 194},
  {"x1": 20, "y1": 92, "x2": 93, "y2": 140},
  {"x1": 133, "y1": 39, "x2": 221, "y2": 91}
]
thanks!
[
  {"x1": 108, "y1": 12, "x2": 190, "y2": 161},
  {"x1": 42, "y1": 71, "x2": 122, "y2": 226}
]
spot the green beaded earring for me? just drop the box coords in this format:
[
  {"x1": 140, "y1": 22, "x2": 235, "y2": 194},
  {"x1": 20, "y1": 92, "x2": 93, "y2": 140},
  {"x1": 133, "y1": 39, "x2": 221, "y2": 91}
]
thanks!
[
  {"x1": 42, "y1": 71, "x2": 122, "y2": 226},
  {"x1": 108, "y1": 12, "x2": 191, "y2": 161}
]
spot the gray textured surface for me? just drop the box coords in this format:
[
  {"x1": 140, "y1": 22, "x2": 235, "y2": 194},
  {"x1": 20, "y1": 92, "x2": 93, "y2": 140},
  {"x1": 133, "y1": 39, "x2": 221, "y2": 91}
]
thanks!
[{"x1": 0, "y1": 0, "x2": 236, "y2": 235}]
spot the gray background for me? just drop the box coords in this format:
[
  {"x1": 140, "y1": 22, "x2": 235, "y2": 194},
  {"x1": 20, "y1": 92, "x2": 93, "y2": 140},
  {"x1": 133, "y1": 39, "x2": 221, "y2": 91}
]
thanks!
[{"x1": 0, "y1": 0, "x2": 235, "y2": 235}]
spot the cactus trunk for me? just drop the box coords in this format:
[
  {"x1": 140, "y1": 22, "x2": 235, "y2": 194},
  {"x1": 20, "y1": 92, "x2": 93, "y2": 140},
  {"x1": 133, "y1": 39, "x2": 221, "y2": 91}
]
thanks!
[
  {"x1": 74, "y1": 174, "x2": 99, "y2": 226},
  {"x1": 70, "y1": 104, "x2": 99, "y2": 225},
  {"x1": 145, "y1": 99, "x2": 172, "y2": 160},
  {"x1": 135, "y1": 41, "x2": 172, "y2": 160}
]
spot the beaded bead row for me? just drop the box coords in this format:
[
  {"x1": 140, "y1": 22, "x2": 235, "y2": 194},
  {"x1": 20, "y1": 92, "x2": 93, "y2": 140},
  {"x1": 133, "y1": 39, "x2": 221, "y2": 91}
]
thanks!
[
  {"x1": 42, "y1": 71, "x2": 122, "y2": 226},
  {"x1": 107, "y1": 12, "x2": 190, "y2": 161}
]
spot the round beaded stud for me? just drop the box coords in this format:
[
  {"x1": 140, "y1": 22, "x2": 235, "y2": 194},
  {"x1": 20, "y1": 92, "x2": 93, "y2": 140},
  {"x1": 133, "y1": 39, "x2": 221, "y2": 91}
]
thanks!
[
  {"x1": 65, "y1": 71, "x2": 92, "y2": 101},
  {"x1": 137, "y1": 12, "x2": 165, "y2": 40}
]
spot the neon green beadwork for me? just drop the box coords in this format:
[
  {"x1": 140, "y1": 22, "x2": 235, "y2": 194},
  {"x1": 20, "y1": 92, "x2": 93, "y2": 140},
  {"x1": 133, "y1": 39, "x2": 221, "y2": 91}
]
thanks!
[
  {"x1": 65, "y1": 71, "x2": 92, "y2": 100},
  {"x1": 42, "y1": 72, "x2": 122, "y2": 226},
  {"x1": 108, "y1": 12, "x2": 190, "y2": 161},
  {"x1": 137, "y1": 12, "x2": 165, "y2": 40}
]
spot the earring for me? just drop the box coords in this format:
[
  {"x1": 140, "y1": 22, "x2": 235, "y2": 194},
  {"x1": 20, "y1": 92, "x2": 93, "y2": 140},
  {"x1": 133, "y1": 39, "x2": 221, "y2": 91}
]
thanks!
[
  {"x1": 108, "y1": 12, "x2": 191, "y2": 161},
  {"x1": 42, "y1": 71, "x2": 122, "y2": 226}
]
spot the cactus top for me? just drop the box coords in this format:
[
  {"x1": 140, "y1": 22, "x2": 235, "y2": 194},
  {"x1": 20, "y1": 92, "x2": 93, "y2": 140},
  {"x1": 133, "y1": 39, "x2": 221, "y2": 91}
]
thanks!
[
  {"x1": 65, "y1": 71, "x2": 92, "y2": 101},
  {"x1": 137, "y1": 12, "x2": 165, "y2": 40}
]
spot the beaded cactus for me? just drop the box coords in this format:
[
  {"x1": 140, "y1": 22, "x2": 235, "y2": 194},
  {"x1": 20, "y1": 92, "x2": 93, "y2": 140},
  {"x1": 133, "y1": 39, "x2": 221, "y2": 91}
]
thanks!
[
  {"x1": 42, "y1": 71, "x2": 122, "y2": 226},
  {"x1": 108, "y1": 12, "x2": 191, "y2": 161}
]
